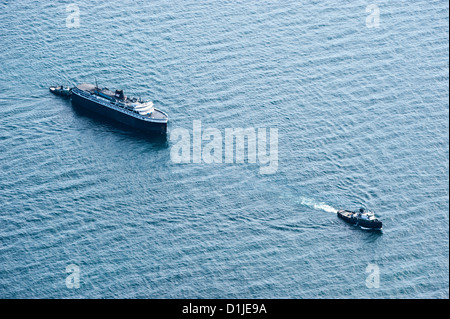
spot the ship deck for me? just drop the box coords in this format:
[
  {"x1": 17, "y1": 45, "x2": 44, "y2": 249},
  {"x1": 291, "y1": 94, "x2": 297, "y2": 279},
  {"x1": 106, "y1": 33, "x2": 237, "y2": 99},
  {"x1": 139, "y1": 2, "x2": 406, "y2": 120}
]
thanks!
[{"x1": 75, "y1": 83, "x2": 168, "y2": 121}]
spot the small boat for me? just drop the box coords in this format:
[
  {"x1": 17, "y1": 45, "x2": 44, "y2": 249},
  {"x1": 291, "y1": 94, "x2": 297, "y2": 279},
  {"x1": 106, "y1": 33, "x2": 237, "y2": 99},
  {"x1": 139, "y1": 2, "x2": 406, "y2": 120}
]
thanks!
[
  {"x1": 49, "y1": 85, "x2": 71, "y2": 97},
  {"x1": 337, "y1": 208, "x2": 383, "y2": 230}
]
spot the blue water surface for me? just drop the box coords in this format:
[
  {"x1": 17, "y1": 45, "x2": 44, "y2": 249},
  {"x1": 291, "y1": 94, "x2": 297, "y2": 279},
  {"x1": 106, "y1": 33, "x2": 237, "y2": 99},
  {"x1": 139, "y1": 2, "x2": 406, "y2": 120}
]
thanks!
[{"x1": 0, "y1": 0, "x2": 448, "y2": 298}]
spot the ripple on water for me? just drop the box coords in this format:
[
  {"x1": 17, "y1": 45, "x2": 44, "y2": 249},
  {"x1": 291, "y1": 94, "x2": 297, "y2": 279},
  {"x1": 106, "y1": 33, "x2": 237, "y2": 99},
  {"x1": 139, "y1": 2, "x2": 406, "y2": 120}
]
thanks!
[{"x1": 0, "y1": 0, "x2": 448, "y2": 298}]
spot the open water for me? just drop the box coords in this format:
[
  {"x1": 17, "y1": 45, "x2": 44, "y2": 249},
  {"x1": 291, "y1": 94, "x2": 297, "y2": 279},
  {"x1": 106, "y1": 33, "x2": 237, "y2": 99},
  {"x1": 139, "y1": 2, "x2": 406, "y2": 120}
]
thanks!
[{"x1": 0, "y1": 0, "x2": 448, "y2": 298}]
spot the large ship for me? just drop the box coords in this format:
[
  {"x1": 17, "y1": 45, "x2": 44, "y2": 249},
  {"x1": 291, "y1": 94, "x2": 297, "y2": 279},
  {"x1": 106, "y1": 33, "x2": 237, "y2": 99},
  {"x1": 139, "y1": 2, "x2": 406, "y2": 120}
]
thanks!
[{"x1": 70, "y1": 83, "x2": 168, "y2": 134}]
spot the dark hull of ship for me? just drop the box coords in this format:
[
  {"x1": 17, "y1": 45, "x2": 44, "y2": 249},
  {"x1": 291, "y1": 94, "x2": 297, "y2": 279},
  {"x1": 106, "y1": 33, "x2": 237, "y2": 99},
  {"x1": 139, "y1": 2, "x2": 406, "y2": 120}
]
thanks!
[
  {"x1": 71, "y1": 91, "x2": 167, "y2": 134},
  {"x1": 337, "y1": 210, "x2": 383, "y2": 230}
]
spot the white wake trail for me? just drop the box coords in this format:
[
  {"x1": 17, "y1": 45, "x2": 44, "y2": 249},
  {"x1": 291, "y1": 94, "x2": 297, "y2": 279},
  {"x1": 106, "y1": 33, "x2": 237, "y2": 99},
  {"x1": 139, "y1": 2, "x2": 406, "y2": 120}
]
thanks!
[{"x1": 299, "y1": 197, "x2": 338, "y2": 214}]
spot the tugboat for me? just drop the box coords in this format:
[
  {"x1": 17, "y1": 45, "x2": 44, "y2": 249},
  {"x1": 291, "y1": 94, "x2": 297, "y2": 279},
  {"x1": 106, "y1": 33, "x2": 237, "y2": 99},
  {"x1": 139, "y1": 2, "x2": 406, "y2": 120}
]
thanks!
[
  {"x1": 337, "y1": 208, "x2": 383, "y2": 230},
  {"x1": 49, "y1": 85, "x2": 71, "y2": 97}
]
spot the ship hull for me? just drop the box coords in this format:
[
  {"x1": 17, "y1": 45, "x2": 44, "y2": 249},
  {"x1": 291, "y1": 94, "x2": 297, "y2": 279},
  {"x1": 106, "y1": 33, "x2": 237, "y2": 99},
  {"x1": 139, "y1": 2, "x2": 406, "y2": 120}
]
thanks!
[
  {"x1": 71, "y1": 90, "x2": 167, "y2": 134},
  {"x1": 337, "y1": 210, "x2": 383, "y2": 230}
]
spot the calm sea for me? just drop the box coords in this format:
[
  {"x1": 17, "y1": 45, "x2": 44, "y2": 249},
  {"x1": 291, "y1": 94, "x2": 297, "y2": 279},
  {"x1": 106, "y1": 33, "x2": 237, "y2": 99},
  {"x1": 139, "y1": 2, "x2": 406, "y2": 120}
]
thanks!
[{"x1": 0, "y1": 0, "x2": 448, "y2": 298}]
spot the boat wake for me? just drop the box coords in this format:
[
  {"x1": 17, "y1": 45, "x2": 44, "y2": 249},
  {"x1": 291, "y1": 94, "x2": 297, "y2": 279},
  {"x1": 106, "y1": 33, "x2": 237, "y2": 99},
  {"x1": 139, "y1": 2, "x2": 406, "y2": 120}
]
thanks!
[{"x1": 299, "y1": 197, "x2": 338, "y2": 214}]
